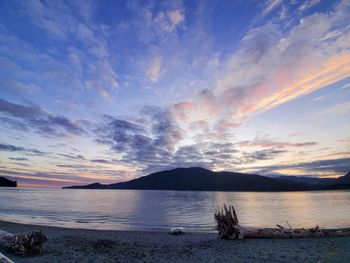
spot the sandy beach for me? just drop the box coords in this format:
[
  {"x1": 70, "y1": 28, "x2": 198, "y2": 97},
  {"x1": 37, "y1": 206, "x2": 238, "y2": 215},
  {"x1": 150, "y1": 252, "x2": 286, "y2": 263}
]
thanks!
[{"x1": 0, "y1": 220, "x2": 349, "y2": 262}]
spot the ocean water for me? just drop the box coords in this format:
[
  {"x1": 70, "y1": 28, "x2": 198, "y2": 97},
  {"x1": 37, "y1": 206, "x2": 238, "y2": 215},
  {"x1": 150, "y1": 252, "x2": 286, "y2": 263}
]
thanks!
[{"x1": 0, "y1": 188, "x2": 349, "y2": 232}]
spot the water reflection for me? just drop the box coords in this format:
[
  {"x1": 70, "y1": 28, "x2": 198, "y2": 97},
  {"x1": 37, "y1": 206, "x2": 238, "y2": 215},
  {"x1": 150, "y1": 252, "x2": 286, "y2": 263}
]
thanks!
[{"x1": 0, "y1": 188, "x2": 349, "y2": 231}]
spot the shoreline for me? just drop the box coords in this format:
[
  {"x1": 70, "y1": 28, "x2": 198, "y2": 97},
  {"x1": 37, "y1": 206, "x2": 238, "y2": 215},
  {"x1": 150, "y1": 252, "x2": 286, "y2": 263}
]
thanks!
[{"x1": 1, "y1": 220, "x2": 350, "y2": 262}]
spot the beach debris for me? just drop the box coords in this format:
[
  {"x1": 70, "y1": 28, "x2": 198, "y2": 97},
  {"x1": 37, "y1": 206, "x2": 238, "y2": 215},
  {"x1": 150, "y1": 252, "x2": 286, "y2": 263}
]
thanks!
[
  {"x1": 214, "y1": 204, "x2": 350, "y2": 240},
  {"x1": 170, "y1": 227, "x2": 185, "y2": 235},
  {"x1": 0, "y1": 229, "x2": 47, "y2": 256}
]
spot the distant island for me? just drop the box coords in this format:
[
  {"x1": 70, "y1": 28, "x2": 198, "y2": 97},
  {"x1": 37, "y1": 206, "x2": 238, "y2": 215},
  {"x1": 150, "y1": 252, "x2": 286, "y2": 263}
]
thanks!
[
  {"x1": 63, "y1": 167, "x2": 350, "y2": 191},
  {"x1": 0, "y1": 176, "x2": 17, "y2": 187}
]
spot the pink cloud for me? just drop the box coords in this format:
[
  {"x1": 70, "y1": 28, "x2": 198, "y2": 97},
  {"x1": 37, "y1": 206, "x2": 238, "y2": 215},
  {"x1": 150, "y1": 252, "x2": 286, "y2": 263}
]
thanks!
[{"x1": 171, "y1": 2, "x2": 350, "y2": 140}]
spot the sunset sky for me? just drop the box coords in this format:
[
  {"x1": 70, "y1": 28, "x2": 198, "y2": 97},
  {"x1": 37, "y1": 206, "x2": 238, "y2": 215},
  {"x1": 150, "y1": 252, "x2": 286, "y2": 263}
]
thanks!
[{"x1": 0, "y1": 0, "x2": 349, "y2": 188}]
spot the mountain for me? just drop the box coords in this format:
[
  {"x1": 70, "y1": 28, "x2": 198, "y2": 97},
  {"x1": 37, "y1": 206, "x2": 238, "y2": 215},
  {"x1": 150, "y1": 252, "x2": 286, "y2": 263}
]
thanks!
[
  {"x1": 337, "y1": 171, "x2": 350, "y2": 183},
  {"x1": 0, "y1": 177, "x2": 17, "y2": 187},
  {"x1": 63, "y1": 167, "x2": 315, "y2": 191},
  {"x1": 277, "y1": 171, "x2": 350, "y2": 190},
  {"x1": 323, "y1": 171, "x2": 350, "y2": 190},
  {"x1": 276, "y1": 176, "x2": 336, "y2": 185}
]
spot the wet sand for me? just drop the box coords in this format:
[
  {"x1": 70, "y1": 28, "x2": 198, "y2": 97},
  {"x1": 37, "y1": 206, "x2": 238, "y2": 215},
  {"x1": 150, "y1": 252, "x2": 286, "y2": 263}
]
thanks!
[{"x1": 0, "y1": 220, "x2": 349, "y2": 262}]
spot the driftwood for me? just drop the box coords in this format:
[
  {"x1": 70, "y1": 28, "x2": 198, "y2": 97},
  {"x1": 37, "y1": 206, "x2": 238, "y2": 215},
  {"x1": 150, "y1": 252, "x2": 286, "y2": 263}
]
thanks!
[
  {"x1": 214, "y1": 204, "x2": 242, "y2": 239},
  {"x1": 214, "y1": 204, "x2": 350, "y2": 239},
  {"x1": 0, "y1": 229, "x2": 47, "y2": 255},
  {"x1": 0, "y1": 252, "x2": 15, "y2": 263}
]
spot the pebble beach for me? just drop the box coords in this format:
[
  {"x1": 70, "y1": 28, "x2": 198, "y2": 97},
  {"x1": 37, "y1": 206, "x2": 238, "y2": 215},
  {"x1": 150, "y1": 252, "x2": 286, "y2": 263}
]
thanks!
[{"x1": 1, "y1": 220, "x2": 350, "y2": 262}]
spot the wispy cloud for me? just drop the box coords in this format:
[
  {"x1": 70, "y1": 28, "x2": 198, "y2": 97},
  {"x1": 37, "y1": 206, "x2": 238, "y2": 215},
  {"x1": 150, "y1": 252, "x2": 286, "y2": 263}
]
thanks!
[
  {"x1": 317, "y1": 101, "x2": 350, "y2": 116},
  {"x1": 9, "y1": 157, "x2": 29, "y2": 161},
  {"x1": 262, "y1": 0, "x2": 283, "y2": 17},
  {"x1": 2, "y1": 0, "x2": 119, "y2": 101},
  {"x1": 172, "y1": 1, "x2": 350, "y2": 138},
  {"x1": 0, "y1": 143, "x2": 46, "y2": 155},
  {"x1": 298, "y1": 0, "x2": 321, "y2": 13},
  {"x1": 153, "y1": 9, "x2": 185, "y2": 33},
  {"x1": 242, "y1": 148, "x2": 288, "y2": 163},
  {"x1": 0, "y1": 98, "x2": 85, "y2": 137},
  {"x1": 250, "y1": 156, "x2": 350, "y2": 177},
  {"x1": 146, "y1": 56, "x2": 163, "y2": 82},
  {"x1": 237, "y1": 137, "x2": 318, "y2": 149}
]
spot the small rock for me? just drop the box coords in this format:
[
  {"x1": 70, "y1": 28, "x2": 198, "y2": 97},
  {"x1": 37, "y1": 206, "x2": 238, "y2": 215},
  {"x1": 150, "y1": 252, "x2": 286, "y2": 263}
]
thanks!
[{"x1": 170, "y1": 227, "x2": 185, "y2": 235}]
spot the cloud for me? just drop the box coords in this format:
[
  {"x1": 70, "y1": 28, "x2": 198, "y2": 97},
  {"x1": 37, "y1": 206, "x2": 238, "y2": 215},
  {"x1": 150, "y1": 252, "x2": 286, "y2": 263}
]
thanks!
[
  {"x1": 55, "y1": 164, "x2": 88, "y2": 169},
  {"x1": 338, "y1": 137, "x2": 350, "y2": 144},
  {"x1": 20, "y1": 0, "x2": 96, "y2": 42},
  {"x1": 0, "y1": 116, "x2": 28, "y2": 131},
  {"x1": 0, "y1": 168, "x2": 84, "y2": 184},
  {"x1": 90, "y1": 159, "x2": 113, "y2": 164},
  {"x1": 10, "y1": 162, "x2": 31, "y2": 167},
  {"x1": 0, "y1": 98, "x2": 85, "y2": 137},
  {"x1": 5, "y1": 0, "x2": 119, "y2": 101},
  {"x1": 317, "y1": 101, "x2": 350, "y2": 116},
  {"x1": 298, "y1": 0, "x2": 320, "y2": 13},
  {"x1": 12, "y1": 82, "x2": 41, "y2": 95},
  {"x1": 342, "y1": 82, "x2": 350, "y2": 90},
  {"x1": 153, "y1": 8, "x2": 185, "y2": 34},
  {"x1": 237, "y1": 137, "x2": 318, "y2": 148},
  {"x1": 95, "y1": 106, "x2": 296, "y2": 173},
  {"x1": 0, "y1": 0, "x2": 348, "y2": 183},
  {"x1": 146, "y1": 56, "x2": 163, "y2": 82},
  {"x1": 126, "y1": 2, "x2": 185, "y2": 43},
  {"x1": 57, "y1": 153, "x2": 85, "y2": 161},
  {"x1": 0, "y1": 143, "x2": 46, "y2": 155},
  {"x1": 9, "y1": 157, "x2": 29, "y2": 161},
  {"x1": 170, "y1": 1, "x2": 350, "y2": 138},
  {"x1": 168, "y1": 9, "x2": 185, "y2": 28},
  {"x1": 297, "y1": 157, "x2": 350, "y2": 173},
  {"x1": 0, "y1": 144, "x2": 25, "y2": 152},
  {"x1": 20, "y1": 0, "x2": 70, "y2": 39},
  {"x1": 252, "y1": 157, "x2": 350, "y2": 177},
  {"x1": 99, "y1": 89, "x2": 113, "y2": 101},
  {"x1": 94, "y1": 107, "x2": 185, "y2": 172},
  {"x1": 242, "y1": 148, "x2": 288, "y2": 163},
  {"x1": 262, "y1": 0, "x2": 283, "y2": 17}
]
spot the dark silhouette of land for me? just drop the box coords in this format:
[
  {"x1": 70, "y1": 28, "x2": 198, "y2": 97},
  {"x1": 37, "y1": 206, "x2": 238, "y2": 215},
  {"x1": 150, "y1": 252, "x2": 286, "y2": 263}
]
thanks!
[
  {"x1": 0, "y1": 176, "x2": 17, "y2": 187},
  {"x1": 277, "y1": 171, "x2": 350, "y2": 190},
  {"x1": 63, "y1": 167, "x2": 350, "y2": 191}
]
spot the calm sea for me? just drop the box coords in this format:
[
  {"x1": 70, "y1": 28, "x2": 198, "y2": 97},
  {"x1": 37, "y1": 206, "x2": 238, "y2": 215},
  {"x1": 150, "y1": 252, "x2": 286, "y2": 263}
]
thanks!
[{"x1": 0, "y1": 188, "x2": 349, "y2": 232}]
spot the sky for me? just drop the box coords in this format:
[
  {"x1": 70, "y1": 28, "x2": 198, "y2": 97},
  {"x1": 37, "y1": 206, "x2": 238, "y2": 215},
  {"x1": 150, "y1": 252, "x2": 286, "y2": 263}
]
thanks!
[{"x1": 0, "y1": 0, "x2": 349, "y2": 188}]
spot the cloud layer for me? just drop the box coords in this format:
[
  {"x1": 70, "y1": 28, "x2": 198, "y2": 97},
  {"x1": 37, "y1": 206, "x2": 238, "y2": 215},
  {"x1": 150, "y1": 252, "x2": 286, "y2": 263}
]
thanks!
[
  {"x1": 0, "y1": 0, "x2": 349, "y2": 187},
  {"x1": 0, "y1": 98, "x2": 84, "y2": 137},
  {"x1": 172, "y1": 1, "x2": 350, "y2": 138}
]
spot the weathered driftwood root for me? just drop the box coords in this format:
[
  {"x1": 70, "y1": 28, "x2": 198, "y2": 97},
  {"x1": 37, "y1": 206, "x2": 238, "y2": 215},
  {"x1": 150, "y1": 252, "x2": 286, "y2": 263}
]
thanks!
[
  {"x1": 0, "y1": 229, "x2": 47, "y2": 255},
  {"x1": 214, "y1": 204, "x2": 242, "y2": 239},
  {"x1": 214, "y1": 204, "x2": 350, "y2": 239}
]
